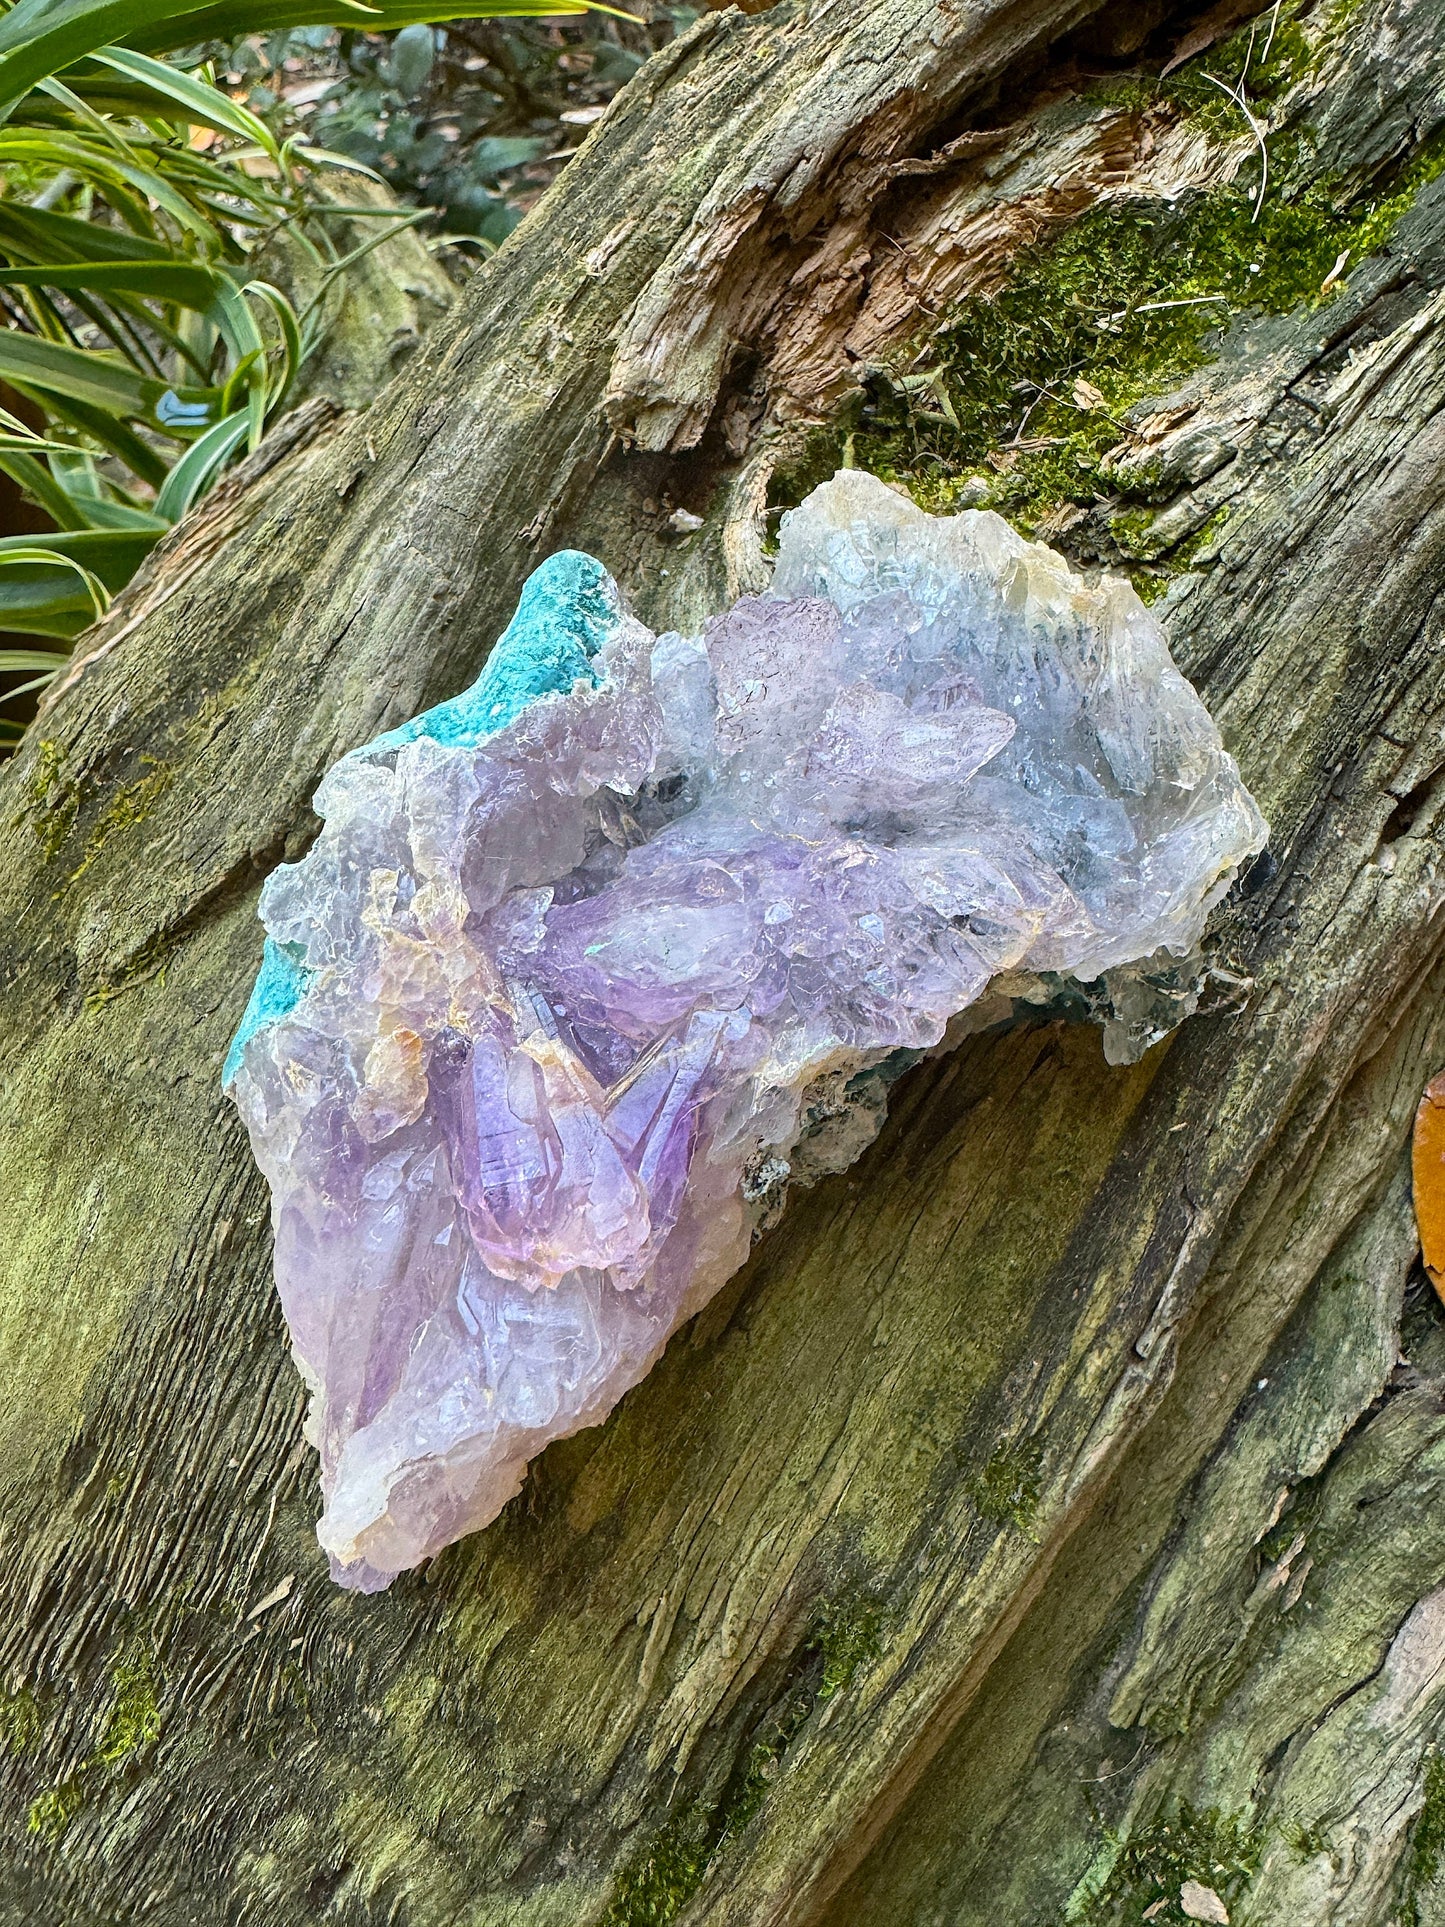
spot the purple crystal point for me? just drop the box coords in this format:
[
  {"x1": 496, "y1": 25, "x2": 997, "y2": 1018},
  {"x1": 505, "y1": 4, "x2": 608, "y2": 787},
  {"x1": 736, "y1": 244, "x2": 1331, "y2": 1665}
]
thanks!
[{"x1": 225, "y1": 474, "x2": 1266, "y2": 1589}]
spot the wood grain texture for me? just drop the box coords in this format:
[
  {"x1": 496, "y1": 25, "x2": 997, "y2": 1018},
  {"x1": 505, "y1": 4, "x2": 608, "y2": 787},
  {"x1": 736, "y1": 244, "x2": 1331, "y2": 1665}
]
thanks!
[{"x1": 2, "y1": 1, "x2": 1445, "y2": 1923}]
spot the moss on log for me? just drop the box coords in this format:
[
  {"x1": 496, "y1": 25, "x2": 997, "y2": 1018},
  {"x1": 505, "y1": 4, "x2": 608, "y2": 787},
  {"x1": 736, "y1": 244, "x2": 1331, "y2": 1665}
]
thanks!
[{"x1": 2, "y1": 1, "x2": 1445, "y2": 1923}]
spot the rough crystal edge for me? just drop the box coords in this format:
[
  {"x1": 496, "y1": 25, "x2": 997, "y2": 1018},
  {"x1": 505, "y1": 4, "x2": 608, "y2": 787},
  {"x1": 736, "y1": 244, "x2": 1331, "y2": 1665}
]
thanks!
[{"x1": 226, "y1": 471, "x2": 1268, "y2": 1589}]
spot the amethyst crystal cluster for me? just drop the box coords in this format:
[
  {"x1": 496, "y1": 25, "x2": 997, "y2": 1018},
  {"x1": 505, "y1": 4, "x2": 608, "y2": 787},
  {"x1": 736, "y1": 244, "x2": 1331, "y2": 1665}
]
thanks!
[{"x1": 225, "y1": 471, "x2": 1265, "y2": 1589}]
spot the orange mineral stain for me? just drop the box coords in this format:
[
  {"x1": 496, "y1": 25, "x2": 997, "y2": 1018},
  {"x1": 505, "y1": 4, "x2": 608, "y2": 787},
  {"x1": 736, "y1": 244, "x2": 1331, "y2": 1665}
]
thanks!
[{"x1": 1413, "y1": 1072, "x2": 1445, "y2": 1304}]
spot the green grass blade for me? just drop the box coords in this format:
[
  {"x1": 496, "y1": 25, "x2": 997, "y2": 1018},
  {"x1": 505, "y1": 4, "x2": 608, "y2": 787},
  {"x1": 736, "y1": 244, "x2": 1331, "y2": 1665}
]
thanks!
[
  {"x1": 28, "y1": 387, "x2": 173, "y2": 485},
  {"x1": 287, "y1": 144, "x2": 385, "y2": 184},
  {"x1": 0, "y1": 540, "x2": 113, "y2": 639},
  {"x1": 0, "y1": 333, "x2": 225, "y2": 436},
  {"x1": 46, "y1": 447, "x2": 170, "y2": 528},
  {"x1": 0, "y1": 328, "x2": 160, "y2": 414},
  {"x1": 152, "y1": 406, "x2": 247, "y2": 521},
  {"x1": 0, "y1": 199, "x2": 176, "y2": 265},
  {"x1": 4, "y1": 669, "x2": 76, "y2": 695},
  {"x1": 243, "y1": 278, "x2": 300, "y2": 415},
  {"x1": 0, "y1": 526, "x2": 158, "y2": 588},
  {"x1": 0, "y1": 402, "x2": 73, "y2": 454},
  {"x1": 0, "y1": 132, "x2": 212, "y2": 242},
  {"x1": 127, "y1": 0, "x2": 587, "y2": 45},
  {"x1": 0, "y1": 450, "x2": 90, "y2": 528},
  {"x1": 36, "y1": 72, "x2": 148, "y2": 168},
  {"x1": 0, "y1": 646, "x2": 73, "y2": 698},
  {"x1": 62, "y1": 493, "x2": 168, "y2": 530},
  {"x1": 208, "y1": 280, "x2": 268, "y2": 447},
  {"x1": 91, "y1": 46, "x2": 280, "y2": 158},
  {"x1": 0, "y1": 0, "x2": 589, "y2": 121},
  {"x1": 0, "y1": 647, "x2": 72, "y2": 672},
  {"x1": 0, "y1": 259, "x2": 223, "y2": 304}
]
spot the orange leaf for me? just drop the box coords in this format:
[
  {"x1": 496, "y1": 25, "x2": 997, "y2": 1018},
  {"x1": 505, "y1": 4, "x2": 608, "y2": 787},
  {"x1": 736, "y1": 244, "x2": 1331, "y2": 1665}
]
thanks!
[{"x1": 1412, "y1": 1071, "x2": 1445, "y2": 1304}]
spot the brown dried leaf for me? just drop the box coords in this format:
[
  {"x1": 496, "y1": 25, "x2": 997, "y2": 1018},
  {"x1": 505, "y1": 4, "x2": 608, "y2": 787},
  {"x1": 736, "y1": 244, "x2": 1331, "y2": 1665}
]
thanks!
[{"x1": 1412, "y1": 1071, "x2": 1445, "y2": 1303}]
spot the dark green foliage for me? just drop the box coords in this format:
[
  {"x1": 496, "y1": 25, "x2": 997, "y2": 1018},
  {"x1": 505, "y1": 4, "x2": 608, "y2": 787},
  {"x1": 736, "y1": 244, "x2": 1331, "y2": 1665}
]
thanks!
[
  {"x1": 0, "y1": 0, "x2": 606, "y2": 754},
  {"x1": 228, "y1": 10, "x2": 698, "y2": 248},
  {"x1": 0, "y1": 0, "x2": 589, "y2": 119}
]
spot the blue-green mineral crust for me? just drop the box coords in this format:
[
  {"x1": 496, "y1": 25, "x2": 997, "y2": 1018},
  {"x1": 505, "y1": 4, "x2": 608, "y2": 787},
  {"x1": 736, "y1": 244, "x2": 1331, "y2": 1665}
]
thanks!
[
  {"x1": 356, "y1": 549, "x2": 617, "y2": 758},
  {"x1": 223, "y1": 548, "x2": 617, "y2": 1087},
  {"x1": 222, "y1": 938, "x2": 313, "y2": 1089}
]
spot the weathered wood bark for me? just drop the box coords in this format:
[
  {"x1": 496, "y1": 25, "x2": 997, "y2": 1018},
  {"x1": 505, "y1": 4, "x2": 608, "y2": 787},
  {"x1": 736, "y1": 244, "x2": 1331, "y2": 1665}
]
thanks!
[
  {"x1": 256, "y1": 175, "x2": 456, "y2": 413},
  {"x1": 3, "y1": 1, "x2": 1445, "y2": 1923}
]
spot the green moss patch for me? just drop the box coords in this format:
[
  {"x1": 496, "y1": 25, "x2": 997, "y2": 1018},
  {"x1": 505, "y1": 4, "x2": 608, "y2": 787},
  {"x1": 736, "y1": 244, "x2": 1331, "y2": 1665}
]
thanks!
[
  {"x1": 1069, "y1": 1800, "x2": 1265, "y2": 1923},
  {"x1": 68, "y1": 756, "x2": 174, "y2": 885},
  {"x1": 841, "y1": 160, "x2": 1439, "y2": 525},
  {"x1": 970, "y1": 1438, "x2": 1044, "y2": 1533},
  {"x1": 93, "y1": 1649, "x2": 162, "y2": 1769},
  {"x1": 601, "y1": 1591, "x2": 889, "y2": 1925},
  {"x1": 1399, "y1": 1752, "x2": 1445, "y2": 1924},
  {"x1": 21, "y1": 737, "x2": 80, "y2": 861},
  {"x1": 774, "y1": 1, "x2": 1445, "y2": 591},
  {"x1": 0, "y1": 1687, "x2": 41, "y2": 1757},
  {"x1": 23, "y1": 1645, "x2": 162, "y2": 1847},
  {"x1": 26, "y1": 1778, "x2": 85, "y2": 1845},
  {"x1": 808, "y1": 1594, "x2": 887, "y2": 1703},
  {"x1": 601, "y1": 1802, "x2": 713, "y2": 1927}
]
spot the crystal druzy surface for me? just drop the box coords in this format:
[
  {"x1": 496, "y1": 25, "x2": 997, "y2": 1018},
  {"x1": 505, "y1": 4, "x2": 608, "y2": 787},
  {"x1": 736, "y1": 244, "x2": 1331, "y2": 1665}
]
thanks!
[{"x1": 225, "y1": 471, "x2": 1266, "y2": 1590}]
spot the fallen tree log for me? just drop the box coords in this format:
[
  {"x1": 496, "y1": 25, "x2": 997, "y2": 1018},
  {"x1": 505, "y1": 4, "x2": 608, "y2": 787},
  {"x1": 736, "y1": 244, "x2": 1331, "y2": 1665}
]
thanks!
[{"x1": 3, "y1": 0, "x2": 1445, "y2": 1922}]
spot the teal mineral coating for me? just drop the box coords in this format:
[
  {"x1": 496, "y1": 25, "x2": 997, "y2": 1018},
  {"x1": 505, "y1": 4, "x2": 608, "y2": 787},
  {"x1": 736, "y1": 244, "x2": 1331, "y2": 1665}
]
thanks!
[
  {"x1": 356, "y1": 549, "x2": 617, "y2": 758},
  {"x1": 222, "y1": 938, "x2": 314, "y2": 1089},
  {"x1": 223, "y1": 549, "x2": 618, "y2": 1085}
]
